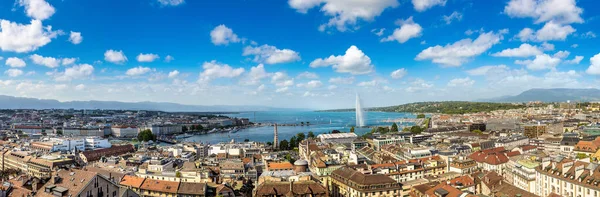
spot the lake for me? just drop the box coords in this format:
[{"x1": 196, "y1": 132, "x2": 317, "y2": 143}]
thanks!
[{"x1": 182, "y1": 111, "x2": 416, "y2": 144}]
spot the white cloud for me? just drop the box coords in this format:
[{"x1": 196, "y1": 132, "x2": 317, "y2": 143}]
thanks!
[
  {"x1": 517, "y1": 21, "x2": 576, "y2": 42},
  {"x1": 168, "y1": 70, "x2": 180, "y2": 78},
  {"x1": 412, "y1": 0, "x2": 446, "y2": 12},
  {"x1": 241, "y1": 64, "x2": 270, "y2": 85},
  {"x1": 406, "y1": 78, "x2": 433, "y2": 92},
  {"x1": 381, "y1": 17, "x2": 422, "y2": 44},
  {"x1": 126, "y1": 66, "x2": 152, "y2": 76},
  {"x1": 29, "y1": 54, "x2": 60, "y2": 68},
  {"x1": 297, "y1": 80, "x2": 323, "y2": 89},
  {"x1": 515, "y1": 54, "x2": 561, "y2": 70},
  {"x1": 5, "y1": 69, "x2": 24, "y2": 77},
  {"x1": 310, "y1": 45, "x2": 374, "y2": 75},
  {"x1": 275, "y1": 87, "x2": 289, "y2": 93},
  {"x1": 582, "y1": 31, "x2": 597, "y2": 38},
  {"x1": 243, "y1": 44, "x2": 301, "y2": 64},
  {"x1": 586, "y1": 53, "x2": 600, "y2": 75},
  {"x1": 504, "y1": 0, "x2": 583, "y2": 24},
  {"x1": 74, "y1": 84, "x2": 85, "y2": 91},
  {"x1": 541, "y1": 42, "x2": 555, "y2": 51},
  {"x1": 553, "y1": 50, "x2": 570, "y2": 59},
  {"x1": 390, "y1": 68, "x2": 407, "y2": 79},
  {"x1": 17, "y1": 0, "x2": 56, "y2": 21},
  {"x1": 371, "y1": 28, "x2": 385, "y2": 36},
  {"x1": 0, "y1": 19, "x2": 58, "y2": 53},
  {"x1": 199, "y1": 60, "x2": 245, "y2": 82},
  {"x1": 297, "y1": 71, "x2": 319, "y2": 79},
  {"x1": 416, "y1": 30, "x2": 505, "y2": 67},
  {"x1": 467, "y1": 65, "x2": 509, "y2": 76},
  {"x1": 328, "y1": 85, "x2": 337, "y2": 90},
  {"x1": 53, "y1": 64, "x2": 94, "y2": 81},
  {"x1": 61, "y1": 58, "x2": 76, "y2": 66},
  {"x1": 69, "y1": 31, "x2": 83, "y2": 44},
  {"x1": 271, "y1": 72, "x2": 294, "y2": 87},
  {"x1": 447, "y1": 77, "x2": 475, "y2": 87},
  {"x1": 136, "y1": 53, "x2": 160, "y2": 62},
  {"x1": 165, "y1": 55, "x2": 174, "y2": 62},
  {"x1": 5, "y1": 57, "x2": 26, "y2": 68},
  {"x1": 565, "y1": 56, "x2": 583, "y2": 64},
  {"x1": 443, "y1": 11, "x2": 462, "y2": 24},
  {"x1": 104, "y1": 50, "x2": 127, "y2": 64},
  {"x1": 329, "y1": 76, "x2": 354, "y2": 84},
  {"x1": 288, "y1": 0, "x2": 399, "y2": 32},
  {"x1": 491, "y1": 43, "x2": 543, "y2": 57},
  {"x1": 570, "y1": 44, "x2": 578, "y2": 48},
  {"x1": 157, "y1": 0, "x2": 185, "y2": 6},
  {"x1": 210, "y1": 25, "x2": 241, "y2": 46},
  {"x1": 358, "y1": 80, "x2": 378, "y2": 87}
]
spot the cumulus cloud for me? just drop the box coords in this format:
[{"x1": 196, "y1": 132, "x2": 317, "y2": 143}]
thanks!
[
  {"x1": 0, "y1": 19, "x2": 58, "y2": 53},
  {"x1": 412, "y1": 0, "x2": 446, "y2": 12},
  {"x1": 310, "y1": 45, "x2": 374, "y2": 75},
  {"x1": 443, "y1": 11, "x2": 462, "y2": 24},
  {"x1": 157, "y1": 0, "x2": 185, "y2": 6},
  {"x1": 517, "y1": 21, "x2": 576, "y2": 42},
  {"x1": 243, "y1": 44, "x2": 301, "y2": 64},
  {"x1": 390, "y1": 68, "x2": 407, "y2": 79},
  {"x1": 136, "y1": 53, "x2": 160, "y2": 62},
  {"x1": 61, "y1": 58, "x2": 77, "y2": 66},
  {"x1": 199, "y1": 60, "x2": 245, "y2": 82},
  {"x1": 406, "y1": 78, "x2": 433, "y2": 92},
  {"x1": 565, "y1": 56, "x2": 583, "y2": 64},
  {"x1": 515, "y1": 54, "x2": 561, "y2": 70},
  {"x1": 29, "y1": 54, "x2": 60, "y2": 68},
  {"x1": 271, "y1": 72, "x2": 294, "y2": 87},
  {"x1": 17, "y1": 0, "x2": 56, "y2": 21},
  {"x1": 288, "y1": 0, "x2": 399, "y2": 32},
  {"x1": 126, "y1": 66, "x2": 152, "y2": 76},
  {"x1": 328, "y1": 76, "x2": 354, "y2": 84},
  {"x1": 447, "y1": 77, "x2": 475, "y2": 87},
  {"x1": 104, "y1": 50, "x2": 128, "y2": 64},
  {"x1": 5, "y1": 57, "x2": 26, "y2": 68},
  {"x1": 297, "y1": 72, "x2": 319, "y2": 79},
  {"x1": 69, "y1": 31, "x2": 83, "y2": 44},
  {"x1": 553, "y1": 50, "x2": 570, "y2": 59},
  {"x1": 297, "y1": 80, "x2": 323, "y2": 89},
  {"x1": 165, "y1": 55, "x2": 174, "y2": 62},
  {"x1": 168, "y1": 70, "x2": 180, "y2": 78},
  {"x1": 381, "y1": 17, "x2": 422, "y2": 44},
  {"x1": 357, "y1": 80, "x2": 379, "y2": 87},
  {"x1": 504, "y1": 0, "x2": 583, "y2": 24},
  {"x1": 52, "y1": 64, "x2": 94, "y2": 81},
  {"x1": 210, "y1": 25, "x2": 241, "y2": 46},
  {"x1": 5, "y1": 69, "x2": 24, "y2": 77},
  {"x1": 467, "y1": 65, "x2": 510, "y2": 76},
  {"x1": 586, "y1": 53, "x2": 600, "y2": 75},
  {"x1": 416, "y1": 30, "x2": 505, "y2": 67},
  {"x1": 241, "y1": 64, "x2": 270, "y2": 86},
  {"x1": 371, "y1": 28, "x2": 385, "y2": 36},
  {"x1": 491, "y1": 43, "x2": 543, "y2": 57}
]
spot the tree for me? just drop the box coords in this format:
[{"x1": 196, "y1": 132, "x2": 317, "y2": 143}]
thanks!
[
  {"x1": 175, "y1": 171, "x2": 182, "y2": 178},
  {"x1": 138, "y1": 129, "x2": 156, "y2": 142},
  {"x1": 182, "y1": 126, "x2": 188, "y2": 133},
  {"x1": 410, "y1": 126, "x2": 422, "y2": 134},
  {"x1": 296, "y1": 133, "x2": 305, "y2": 142},
  {"x1": 391, "y1": 123, "x2": 399, "y2": 132},
  {"x1": 307, "y1": 131, "x2": 315, "y2": 138},
  {"x1": 417, "y1": 114, "x2": 426, "y2": 119},
  {"x1": 306, "y1": 122, "x2": 310, "y2": 125},
  {"x1": 279, "y1": 140, "x2": 289, "y2": 150},
  {"x1": 266, "y1": 142, "x2": 273, "y2": 147},
  {"x1": 350, "y1": 126, "x2": 355, "y2": 133},
  {"x1": 301, "y1": 122, "x2": 304, "y2": 126},
  {"x1": 290, "y1": 136, "x2": 297, "y2": 149},
  {"x1": 472, "y1": 129, "x2": 483, "y2": 134},
  {"x1": 285, "y1": 153, "x2": 296, "y2": 164},
  {"x1": 244, "y1": 139, "x2": 250, "y2": 142},
  {"x1": 565, "y1": 128, "x2": 569, "y2": 132},
  {"x1": 332, "y1": 130, "x2": 341, "y2": 133},
  {"x1": 56, "y1": 130, "x2": 63, "y2": 135}
]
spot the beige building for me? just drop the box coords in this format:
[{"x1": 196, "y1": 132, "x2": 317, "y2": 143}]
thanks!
[{"x1": 327, "y1": 167, "x2": 402, "y2": 197}]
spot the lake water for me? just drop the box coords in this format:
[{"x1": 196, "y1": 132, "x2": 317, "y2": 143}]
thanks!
[{"x1": 183, "y1": 111, "x2": 416, "y2": 144}]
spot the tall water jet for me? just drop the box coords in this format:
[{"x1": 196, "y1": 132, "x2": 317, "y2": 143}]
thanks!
[{"x1": 355, "y1": 93, "x2": 366, "y2": 127}]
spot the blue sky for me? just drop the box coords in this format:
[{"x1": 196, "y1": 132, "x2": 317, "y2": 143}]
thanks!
[{"x1": 0, "y1": 0, "x2": 599, "y2": 109}]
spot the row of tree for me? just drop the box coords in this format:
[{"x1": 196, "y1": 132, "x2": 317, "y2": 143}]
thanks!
[
  {"x1": 182, "y1": 125, "x2": 204, "y2": 132},
  {"x1": 278, "y1": 131, "x2": 315, "y2": 150},
  {"x1": 137, "y1": 129, "x2": 156, "y2": 142}
]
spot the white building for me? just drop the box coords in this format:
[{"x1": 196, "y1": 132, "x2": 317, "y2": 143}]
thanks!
[
  {"x1": 317, "y1": 133, "x2": 358, "y2": 144},
  {"x1": 84, "y1": 137, "x2": 111, "y2": 149},
  {"x1": 372, "y1": 136, "x2": 405, "y2": 151},
  {"x1": 495, "y1": 135, "x2": 529, "y2": 150},
  {"x1": 62, "y1": 127, "x2": 105, "y2": 137},
  {"x1": 32, "y1": 138, "x2": 85, "y2": 152},
  {"x1": 535, "y1": 157, "x2": 600, "y2": 197},
  {"x1": 506, "y1": 158, "x2": 539, "y2": 194},
  {"x1": 111, "y1": 126, "x2": 139, "y2": 138},
  {"x1": 141, "y1": 124, "x2": 182, "y2": 135}
]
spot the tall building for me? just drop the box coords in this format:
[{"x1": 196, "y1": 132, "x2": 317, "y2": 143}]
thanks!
[{"x1": 273, "y1": 124, "x2": 278, "y2": 149}]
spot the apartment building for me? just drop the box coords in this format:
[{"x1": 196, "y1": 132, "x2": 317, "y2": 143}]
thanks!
[{"x1": 328, "y1": 167, "x2": 402, "y2": 197}]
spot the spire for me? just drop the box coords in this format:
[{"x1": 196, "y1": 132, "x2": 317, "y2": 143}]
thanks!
[{"x1": 273, "y1": 123, "x2": 279, "y2": 149}]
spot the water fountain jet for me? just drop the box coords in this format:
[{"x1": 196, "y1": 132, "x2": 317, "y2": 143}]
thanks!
[{"x1": 355, "y1": 93, "x2": 366, "y2": 127}]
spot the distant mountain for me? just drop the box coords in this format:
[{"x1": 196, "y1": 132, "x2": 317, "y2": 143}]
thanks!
[
  {"x1": 484, "y1": 88, "x2": 600, "y2": 102},
  {"x1": 0, "y1": 95, "x2": 303, "y2": 112}
]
